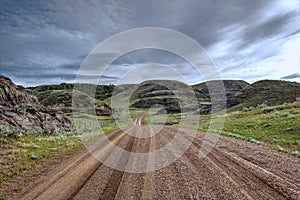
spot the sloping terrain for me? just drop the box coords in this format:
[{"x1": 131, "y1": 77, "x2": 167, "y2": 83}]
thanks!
[
  {"x1": 129, "y1": 80, "x2": 250, "y2": 114},
  {"x1": 30, "y1": 83, "x2": 115, "y2": 101},
  {"x1": 28, "y1": 79, "x2": 299, "y2": 115},
  {"x1": 130, "y1": 80, "x2": 200, "y2": 113},
  {"x1": 117, "y1": 79, "x2": 299, "y2": 115},
  {"x1": 35, "y1": 89, "x2": 112, "y2": 116},
  {"x1": 0, "y1": 75, "x2": 71, "y2": 133},
  {"x1": 130, "y1": 80, "x2": 197, "y2": 100},
  {"x1": 192, "y1": 80, "x2": 250, "y2": 107},
  {"x1": 230, "y1": 80, "x2": 300, "y2": 111},
  {"x1": 178, "y1": 102, "x2": 300, "y2": 154}
]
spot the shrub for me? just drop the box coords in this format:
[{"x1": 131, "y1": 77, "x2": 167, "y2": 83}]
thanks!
[{"x1": 291, "y1": 151, "x2": 300, "y2": 157}]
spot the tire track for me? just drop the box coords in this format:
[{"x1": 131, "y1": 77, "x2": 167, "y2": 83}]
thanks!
[
  {"x1": 158, "y1": 128, "x2": 250, "y2": 199},
  {"x1": 21, "y1": 115, "x2": 300, "y2": 200},
  {"x1": 151, "y1": 128, "x2": 220, "y2": 199},
  {"x1": 96, "y1": 134, "x2": 136, "y2": 199},
  {"x1": 140, "y1": 127, "x2": 156, "y2": 200},
  {"x1": 191, "y1": 134, "x2": 300, "y2": 199},
  {"x1": 170, "y1": 128, "x2": 300, "y2": 199},
  {"x1": 21, "y1": 129, "x2": 124, "y2": 200},
  {"x1": 71, "y1": 115, "x2": 147, "y2": 199},
  {"x1": 218, "y1": 135, "x2": 300, "y2": 186},
  {"x1": 114, "y1": 128, "x2": 151, "y2": 199}
]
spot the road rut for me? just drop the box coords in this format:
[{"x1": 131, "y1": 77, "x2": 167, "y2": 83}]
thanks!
[{"x1": 19, "y1": 115, "x2": 300, "y2": 200}]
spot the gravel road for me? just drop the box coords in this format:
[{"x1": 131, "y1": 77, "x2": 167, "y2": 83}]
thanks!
[{"x1": 20, "y1": 114, "x2": 300, "y2": 200}]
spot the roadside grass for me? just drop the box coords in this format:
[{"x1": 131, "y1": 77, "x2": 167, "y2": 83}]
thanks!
[
  {"x1": 100, "y1": 123, "x2": 119, "y2": 133},
  {"x1": 224, "y1": 103, "x2": 298, "y2": 154},
  {"x1": 70, "y1": 114, "x2": 116, "y2": 130},
  {"x1": 79, "y1": 123, "x2": 120, "y2": 143},
  {"x1": 146, "y1": 102, "x2": 300, "y2": 156},
  {"x1": 0, "y1": 118, "x2": 120, "y2": 191},
  {"x1": 129, "y1": 108, "x2": 149, "y2": 119},
  {"x1": 0, "y1": 132, "x2": 82, "y2": 188},
  {"x1": 145, "y1": 113, "x2": 182, "y2": 125}
]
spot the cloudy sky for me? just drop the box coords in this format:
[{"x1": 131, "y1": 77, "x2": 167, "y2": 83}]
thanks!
[{"x1": 0, "y1": 0, "x2": 299, "y2": 86}]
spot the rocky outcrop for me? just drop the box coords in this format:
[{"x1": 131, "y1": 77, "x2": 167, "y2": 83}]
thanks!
[
  {"x1": 130, "y1": 80, "x2": 249, "y2": 115},
  {"x1": 192, "y1": 80, "x2": 250, "y2": 107},
  {"x1": 0, "y1": 75, "x2": 72, "y2": 133},
  {"x1": 130, "y1": 80, "x2": 199, "y2": 115},
  {"x1": 132, "y1": 97, "x2": 182, "y2": 114}
]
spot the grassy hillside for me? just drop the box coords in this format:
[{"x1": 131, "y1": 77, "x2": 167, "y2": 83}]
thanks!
[
  {"x1": 0, "y1": 132, "x2": 82, "y2": 188},
  {"x1": 35, "y1": 89, "x2": 112, "y2": 116},
  {"x1": 130, "y1": 80, "x2": 252, "y2": 114},
  {"x1": 128, "y1": 80, "x2": 200, "y2": 114},
  {"x1": 205, "y1": 103, "x2": 300, "y2": 154},
  {"x1": 30, "y1": 83, "x2": 115, "y2": 101},
  {"x1": 36, "y1": 90, "x2": 72, "y2": 106},
  {"x1": 30, "y1": 79, "x2": 299, "y2": 114},
  {"x1": 192, "y1": 79, "x2": 249, "y2": 99},
  {"x1": 130, "y1": 80, "x2": 193, "y2": 99},
  {"x1": 229, "y1": 80, "x2": 300, "y2": 111},
  {"x1": 147, "y1": 102, "x2": 300, "y2": 156}
]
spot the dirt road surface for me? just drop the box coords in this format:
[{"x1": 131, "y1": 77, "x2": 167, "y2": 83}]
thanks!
[{"x1": 19, "y1": 114, "x2": 300, "y2": 200}]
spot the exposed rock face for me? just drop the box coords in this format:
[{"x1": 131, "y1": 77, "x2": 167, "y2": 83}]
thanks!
[
  {"x1": 35, "y1": 89, "x2": 112, "y2": 116},
  {"x1": 130, "y1": 79, "x2": 300, "y2": 115},
  {"x1": 130, "y1": 80, "x2": 249, "y2": 115},
  {"x1": 130, "y1": 80, "x2": 203, "y2": 100},
  {"x1": 132, "y1": 97, "x2": 181, "y2": 114},
  {"x1": 0, "y1": 75, "x2": 72, "y2": 133},
  {"x1": 192, "y1": 80, "x2": 250, "y2": 107},
  {"x1": 130, "y1": 80, "x2": 199, "y2": 114}
]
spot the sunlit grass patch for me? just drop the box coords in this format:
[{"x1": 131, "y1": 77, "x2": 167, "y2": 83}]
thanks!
[
  {"x1": 197, "y1": 102, "x2": 300, "y2": 154},
  {"x1": 0, "y1": 132, "x2": 82, "y2": 187},
  {"x1": 0, "y1": 119, "x2": 120, "y2": 188}
]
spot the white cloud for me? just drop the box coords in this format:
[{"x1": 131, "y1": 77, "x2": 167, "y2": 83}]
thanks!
[{"x1": 263, "y1": 33, "x2": 300, "y2": 81}]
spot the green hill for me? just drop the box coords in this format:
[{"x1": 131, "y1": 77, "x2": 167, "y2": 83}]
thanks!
[
  {"x1": 29, "y1": 83, "x2": 114, "y2": 101},
  {"x1": 29, "y1": 79, "x2": 300, "y2": 114},
  {"x1": 129, "y1": 80, "x2": 199, "y2": 113},
  {"x1": 35, "y1": 89, "x2": 112, "y2": 116},
  {"x1": 229, "y1": 80, "x2": 300, "y2": 111},
  {"x1": 192, "y1": 80, "x2": 250, "y2": 105}
]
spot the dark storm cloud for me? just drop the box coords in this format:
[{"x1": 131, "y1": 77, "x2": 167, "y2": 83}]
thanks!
[
  {"x1": 0, "y1": 0, "x2": 299, "y2": 85},
  {"x1": 281, "y1": 73, "x2": 300, "y2": 79},
  {"x1": 237, "y1": 12, "x2": 296, "y2": 49},
  {"x1": 112, "y1": 49, "x2": 187, "y2": 65},
  {"x1": 17, "y1": 73, "x2": 117, "y2": 80},
  {"x1": 172, "y1": 0, "x2": 273, "y2": 47},
  {"x1": 59, "y1": 63, "x2": 81, "y2": 70}
]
